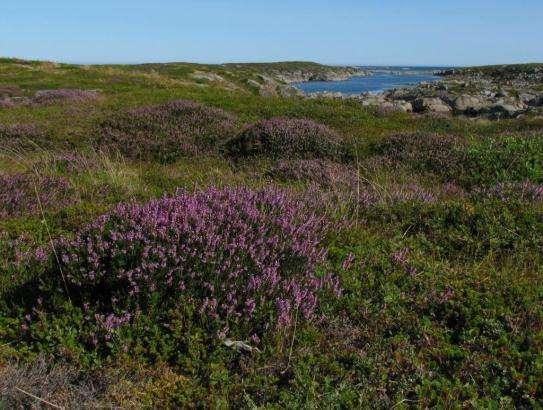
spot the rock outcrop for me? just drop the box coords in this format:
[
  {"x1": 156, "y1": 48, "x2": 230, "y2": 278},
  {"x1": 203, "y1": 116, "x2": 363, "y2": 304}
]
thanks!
[
  {"x1": 413, "y1": 98, "x2": 452, "y2": 114},
  {"x1": 298, "y1": 64, "x2": 543, "y2": 120},
  {"x1": 453, "y1": 95, "x2": 488, "y2": 115}
]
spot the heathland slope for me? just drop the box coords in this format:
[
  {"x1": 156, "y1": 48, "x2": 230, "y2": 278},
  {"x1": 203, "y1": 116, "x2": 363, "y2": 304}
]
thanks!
[{"x1": 0, "y1": 58, "x2": 542, "y2": 408}]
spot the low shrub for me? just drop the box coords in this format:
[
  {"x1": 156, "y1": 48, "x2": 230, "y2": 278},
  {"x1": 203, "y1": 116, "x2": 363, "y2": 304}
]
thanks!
[
  {"x1": 350, "y1": 183, "x2": 437, "y2": 209},
  {"x1": 371, "y1": 133, "x2": 465, "y2": 178},
  {"x1": 32, "y1": 89, "x2": 101, "y2": 105},
  {"x1": 99, "y1": 100, "x2": 238, "y2": 163},
  {"x1": 373, "y1": 133, "x2": 543, "y2": 187},
  {"x1": 268, "y1": 159, "x2": 357, "y2": 189},
  {"x1": 460, "y1": 134, "x2": 543, "y2": 186},
  {"x1": 0, "y1": 173, "x2": 73, "y2": 219},
  {"x1": 227, "y1": 117, "x2": 345, "y2": 160},
  {"x1": 472, "y1": 180, "x2": 543, "y2": 202},
  {"x1": 364, "y1": 199, "x2": 543, "y2": 259},
  {"x1": 0, "y1": 123, "x2": 48, "y2": 151},
  {"x1": 36, "y1": 187, "x2": 338, "y2": 344}
]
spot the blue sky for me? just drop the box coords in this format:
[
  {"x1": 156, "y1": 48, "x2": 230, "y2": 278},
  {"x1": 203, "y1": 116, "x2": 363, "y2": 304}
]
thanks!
[{"x1": 1, "y1": 0, "x2": 542, "y2": 66}]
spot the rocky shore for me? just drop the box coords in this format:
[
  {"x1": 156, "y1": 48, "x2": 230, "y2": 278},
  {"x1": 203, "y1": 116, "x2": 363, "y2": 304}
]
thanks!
[
  {"x1": 271, "y1": 66, "x2": 369, "y2": 83},
  {"x1": 228, "y1": 62, "x2": 368, "y2": 98},
  {"x1": 301, "y1": 64, "x2": 543, "y2": 119}
]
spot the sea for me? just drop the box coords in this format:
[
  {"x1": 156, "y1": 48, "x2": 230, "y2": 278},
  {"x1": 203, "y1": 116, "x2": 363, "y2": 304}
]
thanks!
[{"x1": 294, "y1": 66, "x2": 450, "y2": 95}]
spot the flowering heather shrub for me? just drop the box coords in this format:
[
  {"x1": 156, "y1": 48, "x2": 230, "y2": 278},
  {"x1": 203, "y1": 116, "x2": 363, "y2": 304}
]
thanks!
[
  {"x1": 100, "y1": 100, "x2": 238, "y2": 162},
  {"x1": 227, "y1": 117, "x2": 345, "y2": 160},
  {"x1": 0, "y1": 173, "x2": 72, "y2": 219},
  {"x1": 45, "y1": 187, "x2": 338, "y2": 339},
  {"x1": 269, "y1": 159, "x2": 358, "y2": 189},
  {"x1": 372, "y1": 133, "x2": 465, "y2": 178},
  {"x1": 0, "y1": 86, "x2": 24, "y2": 109},
  {"x1": 0, "y1": 123, "x2": 47, "y2": 150},
  {"x1": 32, "y1": 89, "x2": 101, "y2": 105},
  {"x1": 473, "y1": 181, "x2": 543, "y2": 202},
  {"x1": 0, "y1": 98, "x2": 17, "y2": 108}
]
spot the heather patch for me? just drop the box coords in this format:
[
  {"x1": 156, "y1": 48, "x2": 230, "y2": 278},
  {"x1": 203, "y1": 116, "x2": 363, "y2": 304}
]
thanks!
[
  {"x1": 0, "y1": 98, "x2": 17, "y2": 108},
  {"x1": 268, "y1": 159, "x2": 358, "y2": 189},
  {"x1": 227, "y1": 117, "x2": 345, "y2": 160},
  {"x1": 373, "y1": 132, "x2": 543, "y2": 187},
  {"x1": 0, "y1": 173, "x2": 73, "y2": 219},
  {"x1": 99, "y1": 100, "x2": 238, "y2": 163},
  {"x1": 34, "y1": 187, "x2": 338, "y2": 344},
  {"x1": 45, "y1": 151, "x2": 98, "y2": 174},
  {"x1": 0, "y1": 123, "x2": 48, "y2": 151},
  {"x1": 32, "y1": 89, "x2": 101, "y2": 106},
  {"x1": 345, "y1": 183, "x2": 438, "y2": 211},
  {"x1": 472, "y1": 180, "x2": 543, "y2": 202},
  {"x1": 371, "y1": 133, "x2": 465, "y2": 178},
  {"x1": 0, "y1": 89, "x2": 101, "y2": 109}
]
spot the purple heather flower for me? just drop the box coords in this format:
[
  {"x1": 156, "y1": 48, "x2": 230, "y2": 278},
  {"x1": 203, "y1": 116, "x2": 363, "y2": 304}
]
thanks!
[{"x1": 47, "y1": 187, "x2": 341, "y2": 334}]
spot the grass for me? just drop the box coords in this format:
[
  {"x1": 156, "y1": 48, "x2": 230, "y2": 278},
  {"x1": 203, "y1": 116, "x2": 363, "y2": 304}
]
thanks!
[{"x1": 0, "y1": 58, "x2": 542, "y2": 408}]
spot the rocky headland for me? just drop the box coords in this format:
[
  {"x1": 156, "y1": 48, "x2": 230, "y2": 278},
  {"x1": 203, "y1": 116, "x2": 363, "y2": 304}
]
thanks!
[
  {"x1": 302, "y1": 64, "x2": 543, "y2": 120},
  {"x1": 223, "y1": 62, "x2": 369, "y2": 98}
]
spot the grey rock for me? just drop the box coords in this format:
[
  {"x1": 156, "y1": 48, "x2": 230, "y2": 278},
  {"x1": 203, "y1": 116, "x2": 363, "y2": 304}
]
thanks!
[
  {"x1": 378, "y1": 100, "x2": 413, "y2": 113},
  {"x1": 413, "y1": 97, "x2": 452, "y2": 114},
  {"x1": 360, "y1": 94, "x2": 386, "y2": 106},
  {"x1": 489, "y1": 99, "x2": 527, "y2": 118},
  {"x1": 453, "y1": 95, "x2": 488, "y2": 115},
  {"x1": 223, "y1": 339, "x2": 260, "y2": 354},
  {"x1": 520, "y1": 92, "x2": 543, "y2": 106},
  {"x1": 394, "y1": 100, "x2": 413, "y2": 112}
]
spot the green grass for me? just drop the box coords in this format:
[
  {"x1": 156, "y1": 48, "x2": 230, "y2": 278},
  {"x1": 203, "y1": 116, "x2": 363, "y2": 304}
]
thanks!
[{"x1": 0, "y1": 58, "x2": 542, "y2": 408}]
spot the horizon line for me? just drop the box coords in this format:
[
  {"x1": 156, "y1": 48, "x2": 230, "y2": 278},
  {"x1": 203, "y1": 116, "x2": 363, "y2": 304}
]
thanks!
[{"x1": 2, "y1": 55, "x2": 542, "y2": 68}]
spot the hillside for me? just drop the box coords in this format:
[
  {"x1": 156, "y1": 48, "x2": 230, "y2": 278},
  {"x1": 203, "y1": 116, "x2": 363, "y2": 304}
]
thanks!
[{"x1": 0, "y1": 58, "x2": 542, "y2": 408}]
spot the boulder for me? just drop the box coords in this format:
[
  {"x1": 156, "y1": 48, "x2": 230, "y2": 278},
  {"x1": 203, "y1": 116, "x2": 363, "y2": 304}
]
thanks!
[
  {"x1": 360, "y1": 94, "x2": 386, "y2": 107},
  {"x1": 453, "y1": 95, "x2": 488, "y2": 115},
  {"x1": 377, "y1": 101, "x2": 395, "y2": 113},
  {"x1": 489, "y1": 99, "x2": 527, "y2": 118},
  {"x1": 413, "y1": 97, "x2": 452, "y2": 114},
  {"x1": 191, "y1": 71, "x2": 225, "y2": 82},
  {"x1": 377, "y1": 100, "x2": 413, "y2": 114},
  {"x1": 308, "y1": 91, "x2": 344, "y2": 99},
  {"x1": 393, "y1": 100, "x2": 413, "y2": 113},
  {"x1": 520, "y1": 92, "x2": 543, "y2": 107},
  {"x1": 520, "y1": 93, "x2": 537, "y2": 105}
]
